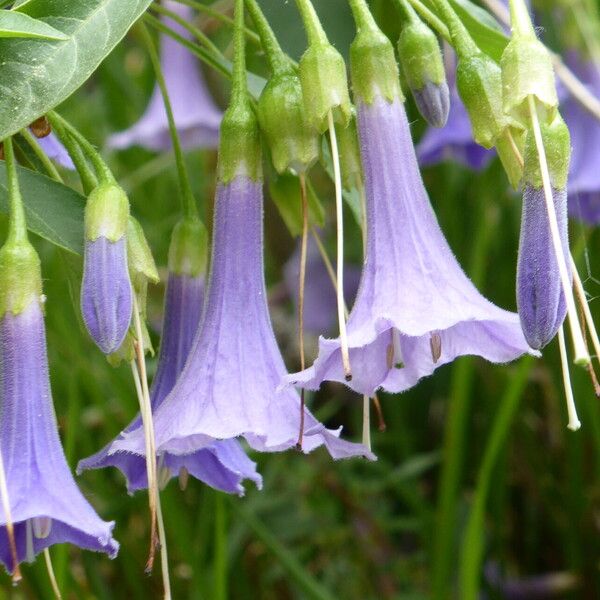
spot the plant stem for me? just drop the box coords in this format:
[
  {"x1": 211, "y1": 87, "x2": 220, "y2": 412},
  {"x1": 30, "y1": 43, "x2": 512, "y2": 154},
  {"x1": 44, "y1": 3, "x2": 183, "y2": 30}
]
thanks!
[
  {"x1": 19, "y1": 129, "x2": 63, "y2": 183},
  {"x1": 3, "y1": 137, "x2": 28, "y2": 244},
  {"x1": 214, "y1": 493, "x2": 228, "y2": 600}
]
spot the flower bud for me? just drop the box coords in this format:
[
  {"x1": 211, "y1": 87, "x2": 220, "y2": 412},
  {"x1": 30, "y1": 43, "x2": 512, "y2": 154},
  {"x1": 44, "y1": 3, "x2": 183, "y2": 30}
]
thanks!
[
  {"x1": 168, "y1": 217, "x2": 209, "y2": 277},
  {"x1": 299, "y1": 43, "x2": 352, "y2": 132},
  {"x1": 397, "y1": 20, "x2": 449, "y2": 127},
  {"x1": 127, "y1": 216, "x2": 159, "y2": 289},
  {"x1": 81, "y1": 182, "x2": 133, "y2": 354},
  {"x1": 258, "y1": 69, "x2": 319, "y2": 175}
]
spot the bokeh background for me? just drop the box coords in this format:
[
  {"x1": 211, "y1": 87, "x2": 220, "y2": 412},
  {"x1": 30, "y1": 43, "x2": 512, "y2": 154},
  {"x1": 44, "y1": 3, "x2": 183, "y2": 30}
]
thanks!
[{"x1": 1, "y1": 0, "x2": 599, "y2": 598}]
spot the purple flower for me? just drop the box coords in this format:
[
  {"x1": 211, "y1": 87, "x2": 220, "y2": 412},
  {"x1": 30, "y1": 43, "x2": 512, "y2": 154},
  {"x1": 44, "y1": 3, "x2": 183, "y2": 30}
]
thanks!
[
  {"x1": 283, "y1": 237, "x2": 361, "y2": 334},
  {"x1": 78, "y1": 272, "x2": 262, "y2": 495},
  {"x1": 287, "y1": 96, "x2": 533, "y2": 397},
  {"x1": 81, "y1": 236, "x2": 133, "y2": 354},
  {"x1": 37, "y1": 133, "x2": 75, "y2": 170},
  {"x1": 109, "y1": 177, "x2": 373, "y2": 460},
  {"x1": 417, "y1": 52, "x2": 494, "y2": 170},
  {"x1": 108, "y1": 1, "x2": 222, "y2": 151},
  {"x1": 516, "y1": 185, "x2": 568, "y2": 349},
  {"x1": 561, "y1": 53, "x2": 600, "y2": 223},
  {"x1": 0, "y1": 301, "x2": 118, "y2": 570}
]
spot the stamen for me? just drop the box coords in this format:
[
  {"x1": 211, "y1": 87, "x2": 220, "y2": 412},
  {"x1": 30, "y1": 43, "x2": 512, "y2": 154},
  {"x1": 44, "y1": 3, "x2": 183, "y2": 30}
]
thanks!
[
  {"x1": 372, "y1": 393, "x2": 387, "y2": 432},
  {"x1": 157, "y1": 459, "x2": 171, "y2": 492},
  {"x1": 386, "y1": 331, "x2": 394, "y2": 370},
  {"x1": 362, "y1": 395, "x2": 371, "y2": 450},
  {"x1": 430, "y1": 332, "x2": 442, "y2": 363},
  {"x1": 297, "y1": 173, "x2": 309, "y2": 449},
  {"x1": 178, "y1": 467, "x2": 189, "y2": 491},
  {"x1": 43, "y1": 548, "x2": 63, "y2": 600},
  {"x1": 0, "y1": 450, "x2": 21, "y2": 581},
  {"x1": 571, "y1": 254, "x2": 600, "y2": 364},
  {"x1": 393, "y1": 329, "x2": 404, "y2": 369},
  {"x1": 32, "y1": 517, "x2": 52, "y2": 539},
  {"x1": 25, "y1": 520, "x2": 34, "y2": 564},
  {"x1": 328, "y1": 110, "x2": 352, "y2": 381},
  {"x1": 528, "y1": 96, "x2": 590, "y2": 366},
  {"x1": 557, "y1": 325, "x2": 581, "y2": 431}
]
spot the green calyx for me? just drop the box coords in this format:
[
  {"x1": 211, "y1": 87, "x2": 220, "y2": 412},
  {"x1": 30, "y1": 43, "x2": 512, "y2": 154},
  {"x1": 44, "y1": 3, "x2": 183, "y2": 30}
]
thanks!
[
  {"x1": 127, "y1": 217, "x2": 159, "y2": 289},
  {"x1": 456, "y1": 53, "x2": 516, "y2": 148},
  {"x1": 335, "y1": 110, "x2": 363, "y2": 191},
  {"x1": 0, "y1": 239, "x2": 43, "y2": 317},
  {"x1": 217, "y1": 100, "x2": 262, "y2": 183},
  {"x1": 168, "y1": 217, "x2": 209, "y2": 277},
  {"x1": 258, "y1": 69, "x2": 319, "y2": 175},
  {"x1": 350, "y1": 27, "x2": 402, "y2": 105},
  {"x1": 397, "y1": 20, "x2": 445, "y2": 93},
  {"x1": 523, "y1": 111, "x2": 571, "y2": 190},
  {"x1": 500, "y1": 36, "x2": 558, "y2": 124},
  {"x1": 84, "y1": 182, "x2": 130, "y2": 242},
  {"x1": 495, "y1": 129, "x2": 526, "y2": 189},
  {"x1": 299, "y1": 43, "x2": 352, "y2": 132}
]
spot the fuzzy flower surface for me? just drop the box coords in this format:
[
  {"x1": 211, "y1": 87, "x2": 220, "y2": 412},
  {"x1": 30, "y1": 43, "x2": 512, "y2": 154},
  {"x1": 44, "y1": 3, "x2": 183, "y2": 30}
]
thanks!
[
  {"x1": 0, "y1": 301, "x2": 118, "y2": 570},
  {"x1": 79, "y1": 271, "x2": 262, "y2": 495},
  {"x1": 110, "y1": 177, "x2": 373, "y2": 460},
  {"x1": 108, "y1": 1, "x2": 222, "y2": 151},
  {"x1": 287, "y1": 96, "x2": 533, "y2": 397}
]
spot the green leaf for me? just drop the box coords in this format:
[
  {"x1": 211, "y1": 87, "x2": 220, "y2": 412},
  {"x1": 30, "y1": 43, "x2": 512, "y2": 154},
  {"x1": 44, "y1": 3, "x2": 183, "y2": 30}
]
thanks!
[
  {"x1": 449, "y1": 0, "x2": 508, "y2": 61},
  {"x1": 0, "y1": 10, "x2": 68, "y2": 40},
  {"x1": 268, "y1": 172, "x2": 325, "y2": 238},
  {"x1": 0, "y1": 0, "x2": 154, "y2": 140},
  {"x1": 0, "y1": 163, "x2": 84, "y2": 254}
]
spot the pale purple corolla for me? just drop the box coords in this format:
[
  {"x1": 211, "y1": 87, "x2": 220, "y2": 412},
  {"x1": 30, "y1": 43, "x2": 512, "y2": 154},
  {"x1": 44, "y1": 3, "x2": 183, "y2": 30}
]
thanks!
[
  {"x1": 78, "y1": 270, "x2": 262, "y2": 495},
  {"x1": 0, "y1": 301, "x2": 118, "y2": 570},
  {"x1": 286, "y1": 96, "x2": 534, "y2": 397},
  {"x1": 108, "y1": 1, "x2": 222, "y2": 151},
  {"x1": 37, "y1": 133, "x2": 75, "y2": 170},
  {"x1": 108, "y1": 177, "x2": 373, "y2": 460}
]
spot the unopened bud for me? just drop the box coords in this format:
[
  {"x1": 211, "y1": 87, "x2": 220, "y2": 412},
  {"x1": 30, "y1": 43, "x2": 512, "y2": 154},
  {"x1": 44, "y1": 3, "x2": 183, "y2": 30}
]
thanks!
[{"x1": 168, "y1": 217, "x2": 209, "y2": 277}]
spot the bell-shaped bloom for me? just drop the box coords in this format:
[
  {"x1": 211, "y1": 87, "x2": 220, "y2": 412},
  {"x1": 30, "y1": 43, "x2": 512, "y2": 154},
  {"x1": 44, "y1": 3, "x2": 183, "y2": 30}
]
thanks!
[
  {"x1": 78, "y1": 272, "x2": 262, "y2": 495},
  {"x1": 0, "y1": 301, "x2": 118, "y2": 571},
  {"x1": 283, "y1": 237, "x2": 361, "y2": 335},
  {"x1": 417, "y1": 52, "x2": 494, "y2": 170},
  {"x1": 108, "y1": 1, "x2": 222, "y2": 151},
  {"x1": 108, "y1": 177, "x2": 373, "y2": 460},
  {"x1": 287, "y1": 96, "x2": 533, "y2": 397},
  {"x1": 81, "y1": 236, "x2": 133, "y2": 354},
  {"x1": 561, "y1": 53, "x2": 600, "y2": 223},
  {"x1": 516, "y1": 185, "x2": 568, "y2": 349},
  {"x1": 37, "y1": 133, "x2": 75, "y2": 170}
]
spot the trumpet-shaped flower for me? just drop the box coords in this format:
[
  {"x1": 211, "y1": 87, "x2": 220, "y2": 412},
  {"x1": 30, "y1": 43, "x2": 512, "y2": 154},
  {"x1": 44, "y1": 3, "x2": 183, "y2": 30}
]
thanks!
[
  {"x1": 0, "y1": 301, "x2": 118, "y2": 570},
  {"x1": 108, "y1": 1, "x2": 222, "y2": 151},
  {"x1": 109, "y1": 177, "x2": 373, "y2": 460},
  {"x1": 287, "y1": 96, "x2": 533, "y2": 397},
  {"x1": 79, "y1": 271, "x2": 262, "y2": 495}
]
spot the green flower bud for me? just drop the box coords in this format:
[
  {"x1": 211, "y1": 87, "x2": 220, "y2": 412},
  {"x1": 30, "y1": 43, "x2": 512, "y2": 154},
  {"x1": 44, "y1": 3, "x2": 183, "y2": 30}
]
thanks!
[
  {"x1": 397, "y1": 19, "x2": 445, "y2": 94},
  {"x1": 84, "y1": 182, "x2": 130, "y2": 242},
  {"x1": 299, "y1": 43, "x2": 352, "y2": 133},
  {"x1": 168, "y1": 217, "x2": 209, "y2": 277},
  {"x1": 127, "y1": 217, "x2": 159, "y2": 289},
  {"x1": 350, "y1": 25, "x2": 402, "y2": 105},
  {"x1": 523, "y1": 111, "x2": 571, "y2": 190},
  {"x1": 258, "y1": 69, "x2": 319, "y2": 175},
  {"x1": 500, "y1": 36, "x2": 558, "y2": 124},
  {"x1": 217, "y1": 100, "x2": 262, "y2": 183},
  {"x1": 335, "y1": 110, "x2": 363, "y2": 191},
  {"x1": 456, "y1": 53, "x2": 513, "y2": 148},
  {"x1": 0, "y1": 240, "x2": 43, "y2": 317},
  {"x1": 495, "y1": 129, "x2": 526, "y2": 190}
]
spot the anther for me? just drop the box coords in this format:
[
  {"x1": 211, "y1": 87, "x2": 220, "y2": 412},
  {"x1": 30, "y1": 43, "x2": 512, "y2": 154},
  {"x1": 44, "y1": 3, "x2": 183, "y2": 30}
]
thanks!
[
  {"x1": 430, "y1": 332, "x2": 442, "y2": 363},
  {"x1": 178, "y1": 467, "x2": 189, "y2": 491},
  {"x1": 32, "y1": 516, "x2": 52, "y2": 539}
]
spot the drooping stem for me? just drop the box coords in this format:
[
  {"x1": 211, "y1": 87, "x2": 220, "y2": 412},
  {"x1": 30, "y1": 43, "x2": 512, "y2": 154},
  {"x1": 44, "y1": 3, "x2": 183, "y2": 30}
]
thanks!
[
  {"x1": 43, "y1": 548, "x2": 63, "y2": 600},
  {"x1": 141, "y1": 23, "x2": 199, "y2": 221},
  {"x1": 232, "y1": 0, "x2": 248, "y2": 106},
  {"x1": 297, "y1": 174, "x2": 308, "y2": 447},
  {"x1": 0, "y1": 449, "x2": 20, "y2": 582},
  {"x1": 294, "y1": 0, "x2": 329, "y2": 45},
  {"x1": 19, "y1": 129, "x2": 63, "y2": 183},
  {"x1": 406, "y1": 0, "x2": 450, "y2": 42},
  {"x1": 508, "y1": 0, "x2": 535, "y2": 37},
  {"x1": 328, "y1": 110, "x2": 352, "y2": 381},
  {"x1": 430, "y1": 0, "x2": 479, "y2": 58},
  {"x1": 348, "y1": 0, "x2": 379, "y2": 31},
  {"x1": 3, "y1": 137, "x2": 28, "y2": 245},
  {"x1": 528, "y1": 96, "x2": 589, "y2": 366}
]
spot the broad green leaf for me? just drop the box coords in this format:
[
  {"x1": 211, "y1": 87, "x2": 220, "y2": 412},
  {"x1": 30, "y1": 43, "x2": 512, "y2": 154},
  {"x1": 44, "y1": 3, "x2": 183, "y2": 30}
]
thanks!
[
  {"x1": 0, "y1": 0, "x2": 154, "y2": 140},
  {"x1": 268, "y1": 172, "x2": 325, "y2": 238},
  {"x1": 449, "y1": 0, "x2": 508, "y2": 62},
  {"x1": 0, "y1": 163, "x2": 84, "y2": 254},
  {"x1": 0, "y1": 10, "x2": 68, "y2": 40}
]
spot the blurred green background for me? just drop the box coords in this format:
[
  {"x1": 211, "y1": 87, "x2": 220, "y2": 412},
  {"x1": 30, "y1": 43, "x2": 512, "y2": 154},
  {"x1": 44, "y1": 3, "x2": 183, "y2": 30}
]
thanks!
[{"x1": 1, "y1": 0, "x2": 600, "y2": 598}]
